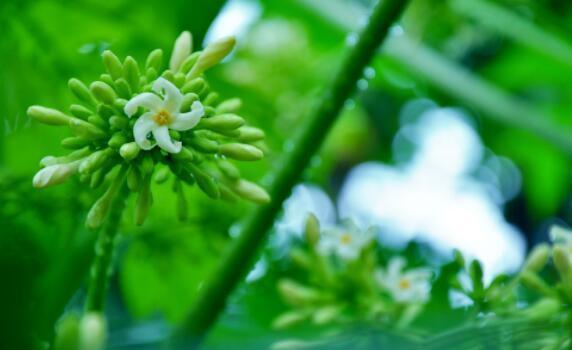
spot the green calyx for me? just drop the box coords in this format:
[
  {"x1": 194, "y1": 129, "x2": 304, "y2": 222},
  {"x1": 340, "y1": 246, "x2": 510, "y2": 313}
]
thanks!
[{"x1": 30, "y1": 32, "x2": 270, "y2": 227}]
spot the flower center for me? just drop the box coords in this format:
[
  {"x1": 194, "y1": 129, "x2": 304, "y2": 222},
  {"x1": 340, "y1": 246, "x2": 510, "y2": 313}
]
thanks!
[
  {"x1": 398, "y1": 278, "x2": 411, "y2": 290},
  {"x1": 153, "y1": 110, "x2": 173, "y2": 126},
  {"x1": 340, "y1": 233, "x2": 352, "y2": 245}
]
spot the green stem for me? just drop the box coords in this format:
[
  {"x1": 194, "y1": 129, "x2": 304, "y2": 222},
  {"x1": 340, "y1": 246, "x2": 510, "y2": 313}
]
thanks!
[
  {"x1": 85, "y1": 166, "x2": 129, "y2": 312},
  {"x1": 173, "y1": 0, "x2": 411, "y2": 346}
]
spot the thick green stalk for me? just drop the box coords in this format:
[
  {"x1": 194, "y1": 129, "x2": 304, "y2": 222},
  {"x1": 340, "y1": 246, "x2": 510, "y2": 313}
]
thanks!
[
  {"x1": 85, "y1": 166, "x2": 129, "y2": 312},
  {"x1": 173, "y1": 0, "x2": 410, "y2": 346}
]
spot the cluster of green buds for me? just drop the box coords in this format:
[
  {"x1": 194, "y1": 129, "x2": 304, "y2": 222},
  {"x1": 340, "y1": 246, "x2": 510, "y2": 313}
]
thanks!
[
  {"x1": 273, "y1": 215, "x2": 432, "y2": 330},
  {"x1": 516, "y1": 226, "x2": 572, "y2": 327},
  {"x1": 29, "y1": 32, "x2": 270, "y2": 228},
  {"x1": 53, "y1": 312, "x2": 106, "y2": 350}
]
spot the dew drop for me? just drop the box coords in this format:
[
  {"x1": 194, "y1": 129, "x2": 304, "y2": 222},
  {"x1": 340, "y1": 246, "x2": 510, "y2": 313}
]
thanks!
[
  {"x1": 345, "y1": 33, "x2": 358, "y2": 47},
  {"x1": 344, "y1": 99, "x2": 356, "y2": 110},
  {"x1": 363, "y1": 67, "x2": 376, "y2": 80},
  {"x1": 357, "y1": 79, "x2": 369, "y2": 91},
  {"x1": 229, "y1": 223, "x2": 242, "y2": 238}
]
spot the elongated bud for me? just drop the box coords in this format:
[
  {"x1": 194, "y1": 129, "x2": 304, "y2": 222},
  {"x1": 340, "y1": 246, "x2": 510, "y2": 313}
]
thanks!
[
  {"x1": 127, "y1": 167, "x2": 141, "y2": 192},
  {"x1": 154, "y1": 167, "x2": 170, "y2": 184},
  {"x1": 188, "y1": 36, "x2": 236, "y2": 78},
  {"x1": 33, "y1": 161, "x2": 81, "y2": 188},
  {"x1": 181, "y1": 77, "x2": 205, "y2": 94},
  {"x1": 216, "y1": 159, "x2": 240, "y2": 179},
  {"x1": 145, "y1": 49, "x2": 163, "y2": 72},
  {"x1": 522, "y1": 298, "x2": 561, "y2": 320},
  {"x1": 79, "y1": 149, "x2": 114, "y2": 175},
  {"x1": 238, "y1": 126, "x2": 265, "y2": 143},
  {"x1": 198, "y1": 114, "x2": 245, "y2": 131},
  {"x1": 54, "y1": 313, "x2": 80, "y2": 350},
  {"x1": 170, "y1": 31, "x2": 192, "y2": 72},
  {"x1": 40, "y1": 147, "x2": 91, "y2": 167},
  {"x1": 179, "y1": 51, "x2": 201, "y2": 74},
  {"x1": 305, "y1": 214, "x2": 320, "y2": 247},
  {"x1": 90, "y1": 81, "x2": 116, "y2": 105},
  {"x1": 519, "y1": 270, "x2": 555, "y2": 296},
  {"x1": 523, "y1": 243, "x2": 550, "y2": 273},
  {"x1": 216, "y1": 98, "x2": 242, "y2": 114},
  {"x1": 123, "y1": 56, "x2": 140, "y2": 92},
  {"x1": 119, "y1": 142, "x2": 140, "y2": 161},
  {"x1": 101, "y1": 50, "x2": 123, "y2": 80},
  {"x1": 277, "y1": 279, "x2": 322, "y2": 306},
  {"x1": 109, "y1": 115, "x2": 129, "y2": 130},
  {"x1": 230, "y1": 179, "x2": 270, "y2": 204},
  {"x1": 290, "y1": 249, "x2": 312, "y2": 269},
  {"x1": 187, "y1": 163, "x2": 220, "y2": 199},
  {"x1": 69, "y1": 78, "x2": 97, "y2": 107},
  {"x1": 135, "y1": 173, "x2": 153, "y2": 225},
  {"x1": 553, "y1": 245, "x2": 572, "y2": 281},
  {"x1": 219, "y1": 143, "x2": 263, "y2": 161},
  {"x1": 108, "y1": 133, "x2": 128, "y2": 150},
  {"x1": 70, "y1": 105, "x2": 93, "y2": 119},
  {"x1": 28, "y1": 106, "x2": 73, "y2": 126},
  {"x1": 550, "y1": 225, "x2": 572, "y2": 244},
  {"x1": 86, "y1": 166, "x2": 127, "y2": 229},
  {"x1": 172, "y1": 146, "x2": 194, "y2": 161},
  {"x1": 272, "y1": 310, "x2": 308, "y2": 330},
  {"x1": 218, "y1": 183, "x2": 239, "y2": 202},
  {"x1": 312, "y1": 305, "x2": 342, "y2": 325},
  {"x1": 189, "y1": 136, "x2": 219, "y2": 153},
  {"x1": 78, "y1": 312, "x2": 106, "y2": 350},
  {"x1": 175, "y1": 180, "x2": 188, "y2": 221},
  {"x1": 62, "y1": 137, "x2": 91, "y2": 149},
  {"x1": 114, "y1": 78, "x2": 131, "y2": 99},
  {"x1": 469, "y1": 260, "x2": 484, "y2": 293}
]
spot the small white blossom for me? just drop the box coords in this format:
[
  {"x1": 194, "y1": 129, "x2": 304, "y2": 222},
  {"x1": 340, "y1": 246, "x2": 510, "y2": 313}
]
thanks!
[
  {"x1": 124, "y1": 77, "x2": 205, "y2": 154},
  {"x1": 550, "y1": 225, "x2": 572, "y2": 247},
  {"x1": 317, "y1": 221, "x2": 373, "y2": 260},
  {"x1": 375, "y1": 257, "x2": 431, "y2": 303},
  {"x1": 32, "y1": 160, "x2": 82, "y2": 188}
]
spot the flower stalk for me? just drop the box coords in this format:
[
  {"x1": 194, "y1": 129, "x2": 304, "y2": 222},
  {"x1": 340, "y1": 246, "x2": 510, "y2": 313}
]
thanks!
[{"x1": 173, "y1": 0, "x2": 411, "y2": 346}]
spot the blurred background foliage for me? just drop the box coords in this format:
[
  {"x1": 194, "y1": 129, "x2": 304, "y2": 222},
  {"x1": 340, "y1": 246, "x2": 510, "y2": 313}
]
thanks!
[{"x1": 1, "y1": 0, "x2": 572, "y2": 348}]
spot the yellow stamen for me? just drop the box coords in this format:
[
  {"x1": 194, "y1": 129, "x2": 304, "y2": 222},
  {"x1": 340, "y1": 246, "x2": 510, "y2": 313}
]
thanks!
[
  {"x1": 153, "y1": 110, "x2": 173, "y2": 126},
  {"x1": 340, "y1": 233, "x2": 352, "y2": 245},
  {"x1": 398, "y1": 278, "x2": 411, "y2": 290}
]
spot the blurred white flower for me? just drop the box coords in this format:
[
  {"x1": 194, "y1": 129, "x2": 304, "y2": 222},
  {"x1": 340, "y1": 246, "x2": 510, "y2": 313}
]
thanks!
[
  {"x1": 375, "y1": 257, "x2": 431, "y2": 303},
  {"x1": 124, "y1": 77, "x2": 205, "y2": 153},
  {"x1": 317, "y1": 221, "x2": 373, "y2": 261},
  {"x1": 550, "y1": 225, "x2": 572, "y2": 247}
]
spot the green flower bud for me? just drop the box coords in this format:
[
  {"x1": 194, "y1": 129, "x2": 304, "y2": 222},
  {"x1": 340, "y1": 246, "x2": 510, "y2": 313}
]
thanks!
[
  {"x1": 523, "y1": 243, "x2": 550, "y2": 273},
  {"x1": 54, "y1": 313, "x2": 80, "y2": 350},
  {"x1": 139, "y1": 157, "x2": 154, "y2": 175},
  {"x1": 277, "y1": 279, "x2": 322, "y2": 306},
  {"x1": 68, "y1": 78, "x2": 97, "y2": 107},
  {"x1": 305, "y1": 214, "x2": 320, "y2": 247},
  {"x1": 109, "y1": 115, "x2": 129, "y2": 130},
  {"x1": 170, "y1": 31, "x2": 192, "y2": 72},
  {"x1": 146, "y1": 67, "x2": 158, "y2": 82},
  {"x1": 102, "y1": 50, "x2": 123, "y2": 80},
  {"x1": 175, "y1": 180, "x2": 188, "y2": 221},
  {"x1": 86, "y1": 166, "x2": 127, "y2": 229},
  {"x1": 469, "y1": 260, "x2": 484, "y2": 294},
  {"x1": 172, "y1": 146, "x2": 194, "y2": 162},
  {"x1": 519, "y1": 270, "x2": 555, "y2": 297},
  {"x1": 181, "y1": 77, "x2": 205, "y2": 94},
  {"x1": 123, "y1": 56, "x2": 140, "y2": 92},
  {"x1": 27, "y1": 106, "x2": 73, "y2": 126},
  {"x1": 108, "y1": 133, "x2": 128, "y2": 150},
  {"x1": 33, "y1": 161, "x2": 81, "y2": 188},
  {"x1": 216, "y1": 98, "x2": 242, "y2": 114},
  {"x1": 188, "y1": 136, "x2": 219, "y2": 153},
  {"x1": 145, "y1": 49, "x2": 163, "y2": 72},
  {"x1": 96, "y1": 104, "x2": 114, "y2": 119},
  {"x1": 230, "y1": 179, "x2": 270, "y2": 204},
  {"x1": 154, "y1": 167, "x2": 170, "y2": 184},
  {"x1": 290, "y1": 249, "x2": 312, "y2": 269},
  {"x1": 203, "y1": 92, "x2": 219, "y2": 106},
  {"x1": 216, "y1": 159, "x2": 240, "y2": 179},
  {"x1": 187, "y1": 36, "x2": 236, "y2": 79},
  {"x1": 553, "y1": 245, "x2": 572, "y2": 282},
  {"x1": 79, "y1": 149, "x2": 114, "y2": 175},
  {"x1": 87, "y1": 115, "x2": 107, "y2": 129},
  {"x1": 119, "y1": 142, "x2": 140, "y2": 161},
  {"x1": 187, "y1": 163, "x2": 220, "y2": 199},
  {"x1": 135, "y1": 173, "x2": 153, "y2": 226},
  {"x1": 78, "y1": 312, "x2": 107, "y2": 350},
  {"x1": 198, "y1": 114, "x2": 245, "y2": 131},
  {"x1": 69, "y1": 105, "x2": 93, "y2": 120},
  {"x1": 61, "y1": 137, "x2": 91, "y2": 149},
  {"x1": 218, "y1": 183, "x2": 239, "y2": 202},
  {"x1": 219, "y1": 143, "x2": 263, "y2": 161},
  {"x1": 272, "y1": 310, "x2": 309, "y2": 330},
  {"x1": 174, "y1": 72, "x2": 186, "y2": 87},
  {"x1": 522, "y1": 298, "x2": 561, "y2": 320},
  {"x1": 114, "y1": 78, "x2": 132, "y2": 99},
  {"x1": 40, "y1": 147, "x2": 91, "y2": 167},
  {"x1": 179, "y1": 51, "x2": 201, "y2": 74},
  {"x1": 90, "y1": 81, "x2": 116, "y2": 105},
  {"x1": 180, "y1": 93, "x2": 199, "y2": 111},
  {"x1": 99, "y1": 74, "x2": 115, "y2": 87},
  {"x1": 238, "y1": 126, "x2": 265, "y2": 143},
  {"x1": 312, "y1": 305, "x2": 342, "y2": 325},
  {"x1": 127, "y1": 167, "x2": 142, "y2": 192}
]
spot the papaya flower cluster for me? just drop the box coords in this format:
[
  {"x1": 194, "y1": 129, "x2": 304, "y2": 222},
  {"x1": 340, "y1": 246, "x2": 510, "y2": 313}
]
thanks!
[
  {"x1": 29, "y1": 32, "x2": 270, "y2": 228},
  {"x1": 272, "y1": 215, "x2": 433, "y2": 330}
]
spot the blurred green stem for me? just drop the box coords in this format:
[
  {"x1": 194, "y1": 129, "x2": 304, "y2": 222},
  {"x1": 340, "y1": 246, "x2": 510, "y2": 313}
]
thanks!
[
  {"x1": 383, "y1": 34, "x2": 572, "y2": 155},
  {"x1": 85, "y1": 166, "x2": 128, "y2": 312},
  {"x1": 173, "y1": 0, "x2": 410, "y2": 346},
  {"x1": 450, "y1": 0, "x2": 572, "y2": 69}
]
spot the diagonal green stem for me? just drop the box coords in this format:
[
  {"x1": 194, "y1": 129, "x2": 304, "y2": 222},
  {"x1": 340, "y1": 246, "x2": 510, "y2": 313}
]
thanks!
[
  {"x1": 173, "y1": 0, "x2": 411, "y2": 346},
  {"x1": 85, "y1": 166, "x2": 129, "y2": 312}
]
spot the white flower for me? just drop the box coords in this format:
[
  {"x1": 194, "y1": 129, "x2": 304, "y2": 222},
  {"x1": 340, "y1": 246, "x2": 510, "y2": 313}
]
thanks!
[
  {"x1": 317, "y1": 221, "x2": 373, "y2": 260},
  {"x1": 550, "y1": 225, "x2": 572, "y2": 247},
  {"x1": 375, "y1": 257, "x2": 431, "y2": 303},
  {"x1": 124, "y1": 77, "x2": 205, "y2": 154},
  {"x1": 32, "y1": 160, "x2": 82, "y2": 188}
]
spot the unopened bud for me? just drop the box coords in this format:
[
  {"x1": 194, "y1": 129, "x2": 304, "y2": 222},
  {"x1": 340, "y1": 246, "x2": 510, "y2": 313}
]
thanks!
[
  {"x1": 238, "y1": 126, "x2": 265, "y2": 143},
  {"x1": 135, "y1": 173, "x2": 153, "y2": 226},
  {"x1": 181, "y1": 77, "x2": 205, "y2": 94},
  {"x1": 119, "y1": 142, "x2": 140, "y2": 161},
  {"x1": 550, "y1": 225, "x2": 572, "y2": 244},
  {"x1": 230, "y1": 179, "x2": 270, "y2": 204},
  {"x1": 277, "y1": 279, "x2": 321, "y2": 306},
  {"x1": 189, "y1": 136, "x2": 219, "y2": 153},
  {"x1": 199, "y1": 114, "x2": 245, "y2": 131},
  {"x1": 553, "y1": 245, "x2": 572, "y2": 282},
  {"x1": 54, "y1": 313, "x2": 79, "y2": 350},
  {"x1": 170, "y1": 31, "x2": 193, "y2": 72},
  {"x1": 90, "y1": 81, "x2": 116, "y2": 105},
  {"x1": 108, "y1": 133, "x2": 128, "y2": 150},
  {"x1": 523, "y1": 243, "x2": 550, "y2": 273},
  {"x1": 272, "y1": 310, "x2": 308, "y2": 330},
  {"x1": 79, "y1": 149, "x2": 114, "y2": 175},
  {"x1": 187, "y1": 163, "x2": 220, "y2": 199},
  {"x1": 33, "y1": 162, "x2": 80, "y2": 188},
  {"x1": 102, "y1": 50, "x2": 123, "y2": 80},
  {"x1": 69, "y1": 105, "x2": 93, "y2": 120},
  {"x1": 519, "y1": 270, "x2": 555, "y2": 297},
  {"x1": 78, "y1": 312, "x2": 106, "y2": 350},
  {"x1": 28, "y1": 106, "x2": 73, "y2": 126},
  {"x1": 123, "y1": 56, "x2": 140, "y2": 92},
  {"x1": 114, "y1": 78, "x2": 131, "y2": 99},
  {"x1": 216, "y1": 159, "x2": 240, "y2": 180},
  {"x1": 305, "y1": 214, "x2": 320, "y2": 247},
  {"x1": 86, "y1": 166, "x2": 127, "y2": 229},
  {"x1": 219, "y1": 143, "x2": 263, "y2": 161},
  {"x1": 312, "y1": 305, "x2": 341, "y2": 325},
  {"x1": 179, "y1": 52, "x2": 201, "y2": 74},
  {"x1": 187, "y1": 36, "x2": 236, "y2": 78},
  {"x1": 69, "y1": 78, "x2": 97, "y2": 107},
  {"x1": 523, "y1": 298, "x2": 561, "y2": 320},
  {"x1": 216, "y1": 98, "x2": 242, "y2": 114},
  {"x1": 145, "y1": 49, "x2": 163, "y2": 72}
]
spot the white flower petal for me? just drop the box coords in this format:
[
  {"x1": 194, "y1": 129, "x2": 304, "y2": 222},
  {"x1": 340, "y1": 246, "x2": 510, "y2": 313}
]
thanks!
[
  {"x1": 124, "y1": 93, "x2": 163, "y2": 117},
  {"x1": 387, "y1": 257, "x2": 406, "y2": 278},
  {"x1": 153, "y1": 126, "x2": 182, "y2": 153},
  {"x1": 133, "y1": 113, "x2": 156, "y2": 150},
  {"x1": 152, "y1": 77, "x2": 183, "y2": 114},
  {"x1": 170, "y1": 101, "x2": 205, "y2": 131}
]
